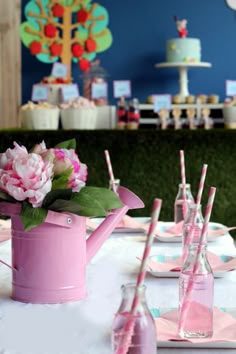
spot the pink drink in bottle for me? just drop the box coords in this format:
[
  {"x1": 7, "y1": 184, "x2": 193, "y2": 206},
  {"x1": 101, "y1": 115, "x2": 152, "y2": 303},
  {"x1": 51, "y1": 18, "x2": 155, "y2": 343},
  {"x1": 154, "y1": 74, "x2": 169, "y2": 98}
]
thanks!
[{"x1": 111, "y1": 284, "x2": 156, "y2": 354}]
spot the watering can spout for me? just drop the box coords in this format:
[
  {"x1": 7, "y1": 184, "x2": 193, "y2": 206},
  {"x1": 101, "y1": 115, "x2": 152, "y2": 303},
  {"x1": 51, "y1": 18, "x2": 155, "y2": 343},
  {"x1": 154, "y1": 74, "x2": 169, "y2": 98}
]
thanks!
[{"x1": 86, "y1": 186, "x2": 144, "y2": 264}]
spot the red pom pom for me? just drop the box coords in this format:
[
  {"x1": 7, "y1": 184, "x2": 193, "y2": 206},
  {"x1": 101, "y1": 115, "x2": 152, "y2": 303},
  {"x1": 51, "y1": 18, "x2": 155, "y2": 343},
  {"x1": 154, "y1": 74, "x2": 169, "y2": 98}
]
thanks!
[
  {"x1": 79, "y1": 58, "x2": 90, "y2": 71},
  {"x1": 45, "y1": 23, "x2": 57, "y2": 38},
  {"x1": 30, "y1": 41, "x2": 42, "y2": 55},
  {"x1": 50, "y1": 43, "x2": 63, "y2": 56},
  {"x1": 52, "y1": 4, "x2": 64, "y2": 17},
  {"x1": 72, "y1": 43, "x2": 84, "y2": 57},
  {"x1": 77, "y1": 9, "x2": 89, "y2": 23},
  {"x1": 85, "y1": 38, "x2": 97, "y2": 53}
]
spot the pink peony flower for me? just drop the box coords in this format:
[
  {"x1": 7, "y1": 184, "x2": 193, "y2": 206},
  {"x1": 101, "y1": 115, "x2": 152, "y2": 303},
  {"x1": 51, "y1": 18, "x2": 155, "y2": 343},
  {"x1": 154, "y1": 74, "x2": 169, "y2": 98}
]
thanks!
[
  {"x1": 0, "y1": 143, "x2": 53, "y2": 207},
  {"x1": 38, "y1": 146, "x2": 88, "y2": 192}
]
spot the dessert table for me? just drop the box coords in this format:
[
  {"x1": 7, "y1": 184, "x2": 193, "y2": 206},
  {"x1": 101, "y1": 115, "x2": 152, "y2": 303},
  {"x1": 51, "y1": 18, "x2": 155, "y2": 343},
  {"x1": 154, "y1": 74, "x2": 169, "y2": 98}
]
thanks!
[{"x1": 0, "y1": 219, "x2": 235, "y2": 354}]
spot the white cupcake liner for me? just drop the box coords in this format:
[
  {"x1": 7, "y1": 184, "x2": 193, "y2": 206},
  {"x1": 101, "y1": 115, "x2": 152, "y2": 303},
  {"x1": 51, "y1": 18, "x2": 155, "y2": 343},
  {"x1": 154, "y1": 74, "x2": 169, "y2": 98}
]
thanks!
[
  {"x1": 24, "y1": 108, "x2": 60, "y2": 130},
  {"x1": 61, "y1": 108, "x2": 98, "y2": 130}
]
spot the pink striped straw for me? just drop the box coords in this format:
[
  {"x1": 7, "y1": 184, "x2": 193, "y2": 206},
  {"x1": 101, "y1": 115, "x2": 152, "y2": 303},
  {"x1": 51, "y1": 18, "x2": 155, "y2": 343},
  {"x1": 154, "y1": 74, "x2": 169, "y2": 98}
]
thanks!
[
  {"x1": 115, "y1": 198, "x2": 162, "y2": 354},
  {"x1": 179, "y1": 187, "x2": 216, "y2": 333},
  {"x1": 183, "y1": 164, "x2": 208, "y2": 253},
  {"x1": 195, "y1": 164, "x2": 208, "y2": 206},
  {"x1": 179, "y1": 150, "x2": 187, "y2": 218},
  {"x1": 104, "y1": 150, "x2": 116, "y2": 192}
]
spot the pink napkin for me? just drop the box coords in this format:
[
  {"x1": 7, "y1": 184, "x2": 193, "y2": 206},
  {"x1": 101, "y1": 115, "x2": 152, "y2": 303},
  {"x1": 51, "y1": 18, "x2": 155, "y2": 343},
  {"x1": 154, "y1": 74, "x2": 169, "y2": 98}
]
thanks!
[
  {"x1": 0, "y1": 220, "x2": 11, "y2": 243},
  {"x1": 155, "y1": 306, "x2": 236, "y2": 343},
  {"x1": 147, "y1": 251, "x2": 236, "y2": 273},
  {"x1": 86, "y1": 215, "x2": 235, "y2": 240}
]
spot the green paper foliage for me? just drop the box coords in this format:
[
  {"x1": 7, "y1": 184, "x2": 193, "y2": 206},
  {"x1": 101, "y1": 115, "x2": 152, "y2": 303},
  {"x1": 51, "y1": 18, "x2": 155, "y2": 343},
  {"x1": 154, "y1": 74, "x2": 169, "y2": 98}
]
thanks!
[{"x1": 20, "y1": 0, "x2": 113, "y2": 65}]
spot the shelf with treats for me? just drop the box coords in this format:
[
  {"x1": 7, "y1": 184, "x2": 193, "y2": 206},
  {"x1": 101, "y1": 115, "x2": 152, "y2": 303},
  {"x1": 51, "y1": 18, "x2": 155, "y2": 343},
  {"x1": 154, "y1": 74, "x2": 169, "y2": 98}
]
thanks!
[{"x1": 139, "y1": 103, "x2": 224, "y2": 126}]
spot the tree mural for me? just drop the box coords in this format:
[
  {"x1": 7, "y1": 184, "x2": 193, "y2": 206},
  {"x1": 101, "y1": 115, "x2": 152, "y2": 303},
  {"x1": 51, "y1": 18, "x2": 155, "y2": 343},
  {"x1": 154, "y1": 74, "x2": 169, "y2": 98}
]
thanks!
[{"x1": 20, "y1": 0, "x2": 113, "y2": 77}]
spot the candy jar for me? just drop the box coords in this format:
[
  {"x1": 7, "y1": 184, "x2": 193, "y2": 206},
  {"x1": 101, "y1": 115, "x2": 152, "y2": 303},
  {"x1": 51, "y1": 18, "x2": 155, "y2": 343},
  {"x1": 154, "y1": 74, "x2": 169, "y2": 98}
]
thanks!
[
  {"x1": 178, "y1": 243, "x2": 214, "y2": 339},
  {"x1": 111, "y1": 283, "x2": 156, "y2": 354},
  {"x1": 80, "y1": 60, "x2": 108, "y2": 106}
]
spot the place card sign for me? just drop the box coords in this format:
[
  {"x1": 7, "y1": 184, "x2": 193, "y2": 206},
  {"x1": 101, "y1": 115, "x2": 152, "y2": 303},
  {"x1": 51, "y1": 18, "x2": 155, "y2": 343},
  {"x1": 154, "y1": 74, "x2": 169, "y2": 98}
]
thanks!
[
  {"x1": 113, "y1": 80, "x2": 131, "y2": 98},
  {"x1": 61, "y1": 84, "x2": 79, "y2": 102},
  {"x1": 51, "y1": 63, "x2": 68, "y2": 78},
  {"x1": 153, "y1": 94, "x2": 171, "y2": 112},
  {"x1": 226, "y1": 80, "x2": 236, "y2": 96},
  {"x1": 31, "y1": 84, "x2": 48, "y2": 102},
  {"x1": 91, "y1": 82, "x2": 108, "y2": 99}
]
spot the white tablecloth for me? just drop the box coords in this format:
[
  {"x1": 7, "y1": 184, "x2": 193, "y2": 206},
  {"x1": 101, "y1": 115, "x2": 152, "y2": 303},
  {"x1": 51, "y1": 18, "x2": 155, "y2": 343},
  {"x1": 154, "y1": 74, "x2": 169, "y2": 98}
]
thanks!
[{"x1": 0, "y1": 221, "x2": 235, "y2": 354}]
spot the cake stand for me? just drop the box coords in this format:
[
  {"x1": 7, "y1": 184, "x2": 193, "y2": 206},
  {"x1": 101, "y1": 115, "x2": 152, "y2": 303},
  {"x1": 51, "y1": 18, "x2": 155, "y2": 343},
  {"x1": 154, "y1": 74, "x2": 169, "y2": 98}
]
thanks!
[{"x1": 155, "y1": 62, "x2": 212, "y2": 98}]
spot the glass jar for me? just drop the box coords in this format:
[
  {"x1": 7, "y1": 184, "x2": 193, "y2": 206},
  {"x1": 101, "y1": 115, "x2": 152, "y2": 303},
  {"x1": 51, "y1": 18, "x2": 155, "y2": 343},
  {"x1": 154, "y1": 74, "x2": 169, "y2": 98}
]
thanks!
[
  {"x1": 80, "y1": 59, "x2": 108, "y2": 106},
  {"x1": 182, "y1": 204, "x2": 204, "y2": 263},
  {"x1": 178, "y1": 244, "x2": 214, "y2": 339},
  {"x1": 174, "y1": 183, "x2": 194, "y2": 223},
  {"x1": 109, "y1": 179, "x2": 120, "y2": 194},
  {"x1": 111, "y1": 283, "x2": 156, "y2": 354}
]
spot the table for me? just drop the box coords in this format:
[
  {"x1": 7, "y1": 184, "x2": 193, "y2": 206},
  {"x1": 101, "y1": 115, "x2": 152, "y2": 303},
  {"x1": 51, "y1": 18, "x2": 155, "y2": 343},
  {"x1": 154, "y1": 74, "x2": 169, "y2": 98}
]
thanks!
[
  {"x1": 0, "y1": 220, "x2": 235, "y2": 354},
  {"x1": 155, "y1": 62, "x2": 212, "y2": 98}
]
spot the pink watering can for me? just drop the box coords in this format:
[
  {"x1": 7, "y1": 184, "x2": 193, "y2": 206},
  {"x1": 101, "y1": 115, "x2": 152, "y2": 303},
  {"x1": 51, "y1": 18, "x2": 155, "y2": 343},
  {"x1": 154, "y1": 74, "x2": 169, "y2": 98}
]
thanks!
[{"x1": 0, "y1": 186, "x2": 144, "y2": 304}]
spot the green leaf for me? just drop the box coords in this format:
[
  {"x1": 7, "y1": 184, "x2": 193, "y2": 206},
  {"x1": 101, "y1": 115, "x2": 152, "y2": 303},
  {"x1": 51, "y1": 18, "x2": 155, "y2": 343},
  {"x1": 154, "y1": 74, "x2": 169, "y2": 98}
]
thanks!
[
  {"x1": 55, "y1": 139, "x2": 76, "y2": 149},
  {"x1": 74, "y1": 187, "x2": 123, "y2": 210},
  {"x1": 20, "y1": 202, "x2": 48, "y2": 231},
  {"x1": 52, "y1": 167, "x2": 73, "y2": 190},
  {"x1": 42, "y1": 188, "x2": 72, "y2": 208},
  {"x1": 95, "y1": 29, "x2": 113, "y2": 53},
  {"x1": 48, "y1": 198, "x2": 107, "y2": 217},
  {"x1": 20, "y1": 22, "x2": 41, "y2": 47}
]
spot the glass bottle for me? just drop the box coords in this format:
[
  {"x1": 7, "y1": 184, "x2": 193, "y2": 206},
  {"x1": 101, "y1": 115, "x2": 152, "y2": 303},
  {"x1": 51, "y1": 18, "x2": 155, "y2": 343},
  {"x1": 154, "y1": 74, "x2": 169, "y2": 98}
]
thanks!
[
  {"x1": 109, "y1": 179, "x2": 120, "y2": 194},
  {"x1": 182, "y1": 204, "x2": 204, "y2": 263},
  {"x1": 111, "y1": 283, "x2": 156, "y2": 354},
  {"x1": 127, "y1": 98, "x2": 140, "y2": 130},
  {"x1": 178, "y1": 244, "x2": 214, "y2": 339},
  {"x1": 174, "y1": 183, "x2": 194, "y2": 223},
  {"x1": 116, "y1": 97, "x2": 128, "y2": 128}
]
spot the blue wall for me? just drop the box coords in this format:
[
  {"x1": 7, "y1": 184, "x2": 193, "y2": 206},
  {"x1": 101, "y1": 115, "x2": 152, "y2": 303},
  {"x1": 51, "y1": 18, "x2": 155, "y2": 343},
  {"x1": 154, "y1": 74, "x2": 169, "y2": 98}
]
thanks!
[{"x1": 22, "y1": 0, "x2": 236, "y2": 104}]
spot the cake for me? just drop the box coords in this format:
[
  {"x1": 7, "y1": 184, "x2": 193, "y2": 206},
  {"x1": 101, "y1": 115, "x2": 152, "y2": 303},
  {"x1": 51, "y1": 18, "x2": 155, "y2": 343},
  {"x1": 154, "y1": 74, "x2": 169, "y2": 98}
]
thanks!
[
  {"x1": 166, "y1": 17, "x2": 201, "y2": 63},
  {"x1": 166, "y1": 38, "x2": 201, "y2": 63}
]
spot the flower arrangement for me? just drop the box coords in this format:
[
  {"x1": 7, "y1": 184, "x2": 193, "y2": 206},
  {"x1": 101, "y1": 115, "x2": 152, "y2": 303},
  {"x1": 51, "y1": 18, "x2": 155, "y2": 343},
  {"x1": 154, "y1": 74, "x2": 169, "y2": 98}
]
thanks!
[{"x1": 0, "y1": 139, "x2": 122, "y2": 231}]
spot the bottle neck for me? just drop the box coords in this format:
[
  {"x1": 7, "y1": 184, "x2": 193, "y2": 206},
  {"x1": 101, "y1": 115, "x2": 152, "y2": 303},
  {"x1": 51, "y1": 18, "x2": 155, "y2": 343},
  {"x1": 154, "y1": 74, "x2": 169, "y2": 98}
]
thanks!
[
  {"x1": 183, "y1": 244, "x2": 212, "y2": 274},
  {"x1": 185, "y1": 204, "x2": 203, "y2": 224},
  {"x1": 118, "y1": 283, "x2": 148, "y2": 314}
]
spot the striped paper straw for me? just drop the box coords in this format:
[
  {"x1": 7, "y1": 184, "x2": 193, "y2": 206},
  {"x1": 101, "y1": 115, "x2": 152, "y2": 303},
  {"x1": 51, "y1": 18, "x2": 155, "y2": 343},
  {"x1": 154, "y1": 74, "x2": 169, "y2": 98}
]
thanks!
[
  {"x1": 104, "y1": 150, "x2": 116, "y2": 192},
  {"x1": 179, "y1": 187, "x2": 216, "y2": 333},
  {"x1": 115, "y1": 198, "x2": 162, "y2": 354},
  {"x1": 195, "y1": 164, "x2": 208, "y2": 206},
  {"x1": 184, "y1": 164, "x2": 208, "y2": 250},
  {"x1": 180, "y1": 150, "x2": 187, "y2": 218}
]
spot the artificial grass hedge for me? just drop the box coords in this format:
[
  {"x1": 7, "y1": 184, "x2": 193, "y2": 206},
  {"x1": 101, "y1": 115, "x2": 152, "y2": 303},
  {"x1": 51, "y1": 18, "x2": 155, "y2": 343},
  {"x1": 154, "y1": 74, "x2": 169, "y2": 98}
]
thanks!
[{"x1": 1, "y1": 129, "x2": 236, "y2": 237}]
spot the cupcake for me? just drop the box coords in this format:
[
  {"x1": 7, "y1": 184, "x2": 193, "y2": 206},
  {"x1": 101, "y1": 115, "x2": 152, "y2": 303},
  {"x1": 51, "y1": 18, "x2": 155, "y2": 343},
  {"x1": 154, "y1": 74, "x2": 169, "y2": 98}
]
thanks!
[
  {"x1": 185, "y1": 95, "x2": 195, "y2": 104},
  {"x1": 197, "y1": 94, "x2": 207, "y2": 104},
  {"x1": 172, "y1": 95, "x2": 183, "y2": 104},
  {"x1": 207, "y1": 95, "x2": 219, "y2": 104}
]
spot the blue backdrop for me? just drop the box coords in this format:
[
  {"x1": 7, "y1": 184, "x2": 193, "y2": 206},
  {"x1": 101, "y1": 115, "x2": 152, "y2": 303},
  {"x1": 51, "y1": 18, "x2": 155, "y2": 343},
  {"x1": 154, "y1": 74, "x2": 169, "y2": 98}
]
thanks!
[{"x1": 21, "y1": 0, "x2": 236, "y2": 104}]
